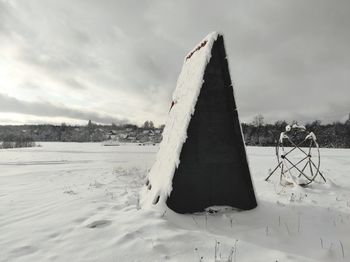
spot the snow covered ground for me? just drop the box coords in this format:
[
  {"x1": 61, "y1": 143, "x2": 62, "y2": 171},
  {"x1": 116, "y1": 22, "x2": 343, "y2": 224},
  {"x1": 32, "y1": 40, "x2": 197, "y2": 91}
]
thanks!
[{"x1": 0, "y1": 142, "x2": 349, "y2": 262}]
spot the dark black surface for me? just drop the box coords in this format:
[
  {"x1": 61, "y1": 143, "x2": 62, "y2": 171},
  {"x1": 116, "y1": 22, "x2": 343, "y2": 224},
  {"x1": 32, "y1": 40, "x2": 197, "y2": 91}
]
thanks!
[{"x1": 166, "y1": 35, "x2": 257, "y2": 214}]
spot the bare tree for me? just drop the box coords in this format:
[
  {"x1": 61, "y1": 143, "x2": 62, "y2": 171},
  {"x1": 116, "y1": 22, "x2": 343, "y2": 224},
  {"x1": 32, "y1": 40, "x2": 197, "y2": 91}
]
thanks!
[
  {"x1": 149, "y1": 121, "x2": 154, "y2": 129},
  {"x1": 252, "y1": 114, "x2": 264, "y2": 127},
  {"x1": 143, "y1": 121, "x2": 150, "y2": 129},
  {"x1": 251, "y1": 114, "x2": 265, "y2": 145}
]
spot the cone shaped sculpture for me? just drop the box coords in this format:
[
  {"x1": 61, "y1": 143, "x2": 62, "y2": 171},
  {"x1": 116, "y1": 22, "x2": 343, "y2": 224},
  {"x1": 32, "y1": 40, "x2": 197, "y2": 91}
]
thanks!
[{"x1": 141, "y1": 32, "x2": 257, "y2": 214}]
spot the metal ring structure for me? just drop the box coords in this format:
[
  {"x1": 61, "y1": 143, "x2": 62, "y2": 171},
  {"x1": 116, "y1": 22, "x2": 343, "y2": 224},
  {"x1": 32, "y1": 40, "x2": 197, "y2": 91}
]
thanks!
[{"x1": 266, "y1": 126, "x2": 326, "y2": 186}]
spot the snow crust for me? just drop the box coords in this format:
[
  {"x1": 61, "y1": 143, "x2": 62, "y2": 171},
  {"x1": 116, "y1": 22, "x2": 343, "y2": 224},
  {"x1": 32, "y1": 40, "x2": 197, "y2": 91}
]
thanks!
[
  {"x1": 1, "y1": 143, "x2": 350, "y2": 261},
  {"x1": 141, "y1": 32, "x2": 219, "y2": 208}
]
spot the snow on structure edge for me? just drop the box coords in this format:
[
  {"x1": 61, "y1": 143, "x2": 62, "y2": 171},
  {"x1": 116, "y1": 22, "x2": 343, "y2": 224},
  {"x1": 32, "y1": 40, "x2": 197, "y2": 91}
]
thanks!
[{"x1": 140, "y1": 32, "x2": 219, "y2": 209}]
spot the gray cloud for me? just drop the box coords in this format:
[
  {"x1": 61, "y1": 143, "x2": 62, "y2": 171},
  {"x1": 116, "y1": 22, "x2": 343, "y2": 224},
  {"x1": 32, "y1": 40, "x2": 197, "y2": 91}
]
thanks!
[
  {"x1": 0, "y1": 0, "x2": 349, "y2": 125},
  {"x1": 63, "y1": 78, "x2": 87, "y2": 90},
  {"x1": 0, "y1": 94, "x2": 125, "y2": 124}
]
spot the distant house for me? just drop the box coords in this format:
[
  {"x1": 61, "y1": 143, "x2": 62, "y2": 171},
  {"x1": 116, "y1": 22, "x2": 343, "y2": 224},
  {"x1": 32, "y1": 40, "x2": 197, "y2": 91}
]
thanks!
[
  {"x1": 108, "y1": 130, "x2": 118, "y2": 140},
  {"x1": 127, "y1": 136, "x2": 136, "y2": 141},
  {"x1": 119, "y1": 134, "x2": 128, "y2": 139}
]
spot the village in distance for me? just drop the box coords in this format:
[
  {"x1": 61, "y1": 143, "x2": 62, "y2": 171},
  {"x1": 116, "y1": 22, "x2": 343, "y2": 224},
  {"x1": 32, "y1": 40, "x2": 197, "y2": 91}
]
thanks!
[{"x1": 1, "y1": 114, "x2": 350, "y2": 149}]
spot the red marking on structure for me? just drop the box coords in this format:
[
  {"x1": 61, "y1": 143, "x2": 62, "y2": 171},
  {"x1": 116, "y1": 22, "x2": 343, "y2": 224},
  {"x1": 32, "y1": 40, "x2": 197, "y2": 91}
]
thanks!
[
  {"x1": 186, "y1": 40, "x2": 207, "y2": 60},
  {"x1": 169, "y1": 100, "x2": 176, "y2": 112}
]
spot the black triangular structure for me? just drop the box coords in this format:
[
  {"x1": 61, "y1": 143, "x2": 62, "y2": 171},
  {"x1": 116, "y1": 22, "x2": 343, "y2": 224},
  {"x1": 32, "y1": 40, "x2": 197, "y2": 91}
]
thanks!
[
  {"x1": 166, "y1": 35, "x2": 257, "y2": 213},
  {"x1": 141, "y1": 33, "x2": 257, "y2": 214}
]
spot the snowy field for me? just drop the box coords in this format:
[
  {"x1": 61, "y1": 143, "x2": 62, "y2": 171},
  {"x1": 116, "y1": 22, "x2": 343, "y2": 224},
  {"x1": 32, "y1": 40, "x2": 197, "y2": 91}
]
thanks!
[{"x1": 0, "y1": 143, "x2": 349, "y2": 262}]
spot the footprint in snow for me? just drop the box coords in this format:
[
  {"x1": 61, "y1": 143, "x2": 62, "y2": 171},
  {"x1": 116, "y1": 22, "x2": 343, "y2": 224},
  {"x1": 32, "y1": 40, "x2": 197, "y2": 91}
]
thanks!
[
  {"x1": 86, "y1": 220, "x2": 112, "y2": 228},
  {"x1": 11, "y1": 246, "x2": 37, "y2": 256}
]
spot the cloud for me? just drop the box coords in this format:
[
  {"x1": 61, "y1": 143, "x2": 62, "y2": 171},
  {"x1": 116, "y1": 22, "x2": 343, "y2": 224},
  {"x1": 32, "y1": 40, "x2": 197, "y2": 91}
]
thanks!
[
  {"x1": 0, "y1": 0, "x2": 349, "y2": 125},
  {"x1": 63, "y1": 78, "x2": 87, "y2": 90},
  {"x1": 0, "y1": 93, "x2": 126, "y2": 124}
]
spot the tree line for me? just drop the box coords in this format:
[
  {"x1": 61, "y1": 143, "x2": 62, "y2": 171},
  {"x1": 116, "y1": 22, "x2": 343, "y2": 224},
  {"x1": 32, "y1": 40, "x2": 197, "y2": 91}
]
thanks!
[
  {"x1": 0, "y1": 120, "x2": 163, "y2": 148},
  {"x1": 1, "y1": 116, "x2": 350, "y2": 148},
  {"x1": 242, "y1": 114, "x2": 350, "y2": 148}
]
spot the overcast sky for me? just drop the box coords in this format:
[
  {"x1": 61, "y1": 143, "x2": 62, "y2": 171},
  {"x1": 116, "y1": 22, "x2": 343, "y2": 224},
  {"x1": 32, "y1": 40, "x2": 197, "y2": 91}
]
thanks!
[{"x1": 0, "y1": 0, "x2": 349, "y2": 126}]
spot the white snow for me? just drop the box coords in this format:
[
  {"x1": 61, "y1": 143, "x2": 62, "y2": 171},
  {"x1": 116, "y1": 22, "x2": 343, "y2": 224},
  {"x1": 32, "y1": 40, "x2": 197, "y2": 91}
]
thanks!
[
  {"x1": 141, "y1": 32, "x2": 219, "y2": 208},
  {"x1": 1, "y1": 142, "x2": 349, "y2": 261}
]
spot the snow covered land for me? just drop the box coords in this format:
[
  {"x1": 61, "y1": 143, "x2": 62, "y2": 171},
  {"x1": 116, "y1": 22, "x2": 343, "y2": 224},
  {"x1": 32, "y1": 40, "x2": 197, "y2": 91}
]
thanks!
[{"x1": 0, "y1": 142, "x2": 349, "y2": 261}]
